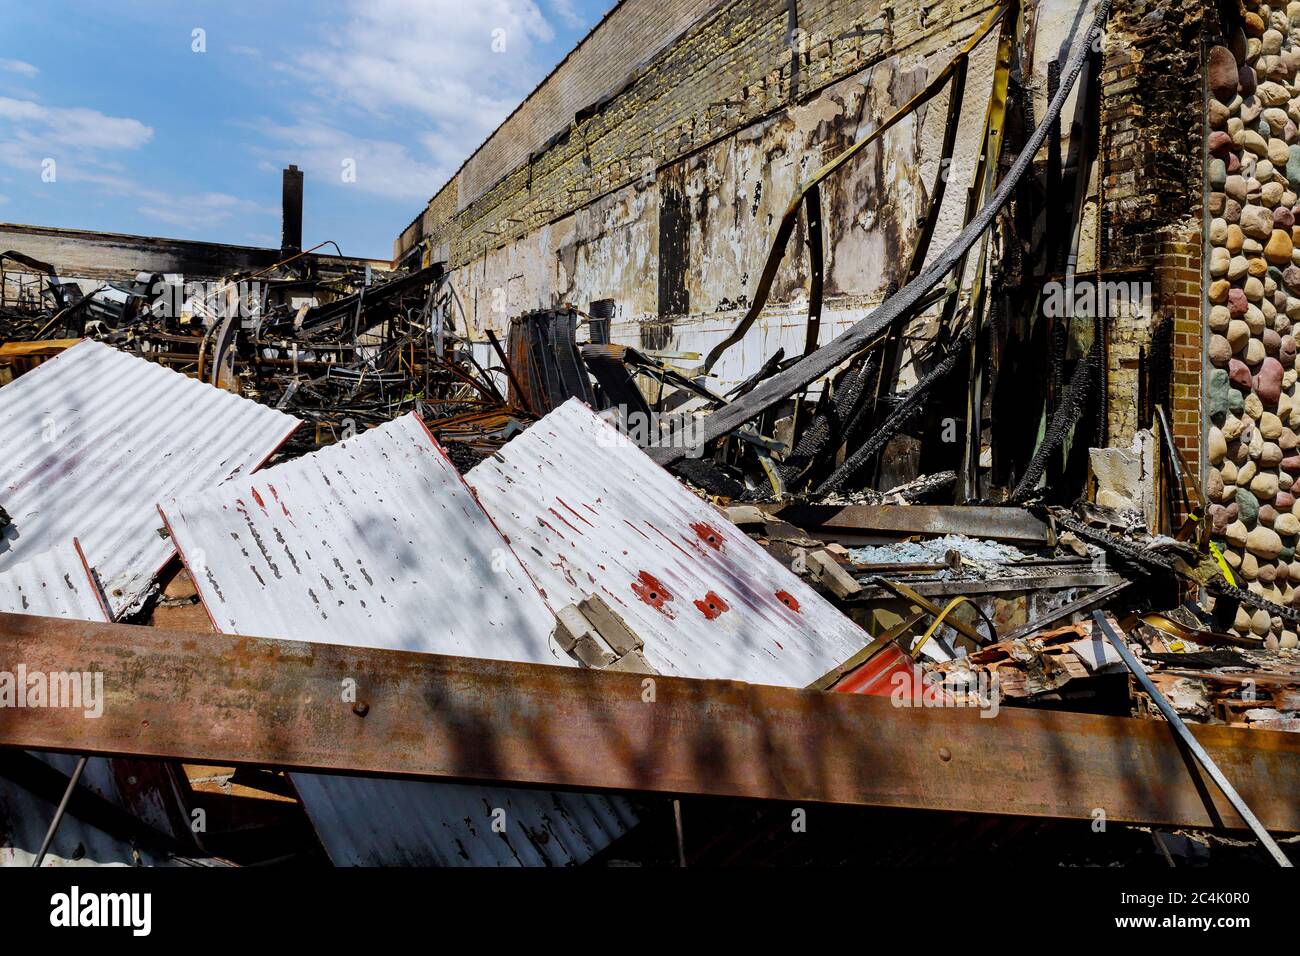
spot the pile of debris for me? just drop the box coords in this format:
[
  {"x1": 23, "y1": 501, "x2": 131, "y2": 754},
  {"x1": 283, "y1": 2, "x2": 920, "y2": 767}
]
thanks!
[
  {"x1": 1, "y1": 0, "x2": 1297, "y2": 868},
  {"x1": 0, "y1": 250, "x2": 525, "y2": 463},
  {"x1": 0, "y1": 337, "x2": 1295, "y2": 867}
]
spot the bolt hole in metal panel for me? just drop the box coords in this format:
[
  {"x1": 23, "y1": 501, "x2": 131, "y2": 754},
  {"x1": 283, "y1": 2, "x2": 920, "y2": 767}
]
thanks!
[
  {"x1": 0, "y1": 340, "x2": 301, "y2": 616},
  {"x1": 467, "y1": 399, "x2": 872, "y2": 686},
  {"x1": 160, "y1": 412, "x2": 637, "y2": 866},
  {"x1": 0, "y1": 543, "x2": 185, "y2": 866}
]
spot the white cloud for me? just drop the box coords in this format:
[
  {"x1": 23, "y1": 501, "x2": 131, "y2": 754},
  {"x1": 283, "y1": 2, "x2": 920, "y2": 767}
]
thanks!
[
  {"x1": 0, "y1": 96, "x2": 153, "y2": 153},
  {"x1": 0, "y1": 95, "x2": 153, "y2": 201},
  {"x1": 292, "y1": 0, "x2": 558, "y2": 151},
  {"x1": 548, "y1": 0, "x2": 585, "y2": 28},
  {"x1": 258, "y1": 120, "x2": 446, "y2": 201},
  {"x1": 0, "y1": 59, "x2": 38, "y2": 78},
  {"x1": 0, "y1": 95, "x2": 257, "y2": 229},
  {"x1": 136, "y1": 190, "x2": 264, "y2": 228},
  {"x1": 261, "y1": 0, "x2": 605, "y2": 209}
]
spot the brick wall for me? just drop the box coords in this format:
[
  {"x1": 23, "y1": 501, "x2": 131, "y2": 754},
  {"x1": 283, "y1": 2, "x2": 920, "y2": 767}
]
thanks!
[
  {"x1": 1098, "y1": 0, "x2": 1209, "y2": 463},
  {"x1": 1166, "y1": 223, "x2": 1204, "y2": 472},
  {"x1": 398, "y1": 0, "x2": 999, "y2": 269}
]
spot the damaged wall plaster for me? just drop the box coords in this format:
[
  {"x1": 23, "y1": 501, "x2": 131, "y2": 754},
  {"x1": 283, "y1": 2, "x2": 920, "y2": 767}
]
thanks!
[{"x1": 400, "y1": 0, "x2": 1008, "y2": 390}]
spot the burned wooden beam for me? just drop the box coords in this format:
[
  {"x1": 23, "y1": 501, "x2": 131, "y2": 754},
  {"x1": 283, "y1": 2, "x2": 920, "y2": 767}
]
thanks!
[
  {"x1": 2, "y1": 611, "x2": 1300, "y2": 832},
  {"x1": 1010, "y1": 337, "x2": 1103, "y2": 502},
  {"x1": 814, "y1": 331, "x2": 971, "y2": 494}
]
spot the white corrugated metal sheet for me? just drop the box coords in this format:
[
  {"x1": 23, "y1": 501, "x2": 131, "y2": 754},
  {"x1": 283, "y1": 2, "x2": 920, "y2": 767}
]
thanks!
[
  {"x1": 160, "y1": 412, "x2": 637, "y2": 866},
  {"x1": 0, "y1": 542, "x2": 106, "y2": 619},
  {"x1": 467, "y1": 399, "x2": 872, "y2": 686},
  {"x1": 0, "y1": 340, "x2": 301, "y2": 615},
  {"x1": 0, "y1": 544, "x2": 184, "y2": 866},
  {"x1": 0, "y1": 774, "x2": 184, "y2": 867}
]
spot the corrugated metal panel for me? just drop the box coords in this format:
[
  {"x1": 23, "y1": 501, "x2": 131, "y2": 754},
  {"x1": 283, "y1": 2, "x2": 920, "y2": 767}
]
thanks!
[
  {"x1": 0, "y1": 544, "x2": 183, "y2": 866},
  {"x1": 0, "y1": 775, "x2": 183, "y2": 867},
  {"x1": 467, "y1": 399, "x2": 872, "y2": 686},
  {"x1": 0, "y1": 339, "x2": 301, "y2": 615},
  {"x1": 160, "y1": 412, "x2": 638, "y2": 866},
  {"x1": 0, "y1": 542, "x2": 106, "y2": 619}
]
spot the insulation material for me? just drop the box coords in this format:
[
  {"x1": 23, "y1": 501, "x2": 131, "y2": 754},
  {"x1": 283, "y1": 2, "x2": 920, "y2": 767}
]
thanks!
[
  {"x1": 160, "y1": 412, "x2": 637, "y2": 866},
  {"x1": 467, "y1": 399, "x2": 871, "y2": 685},
  {"x1": 0, "y1": 339, "x2": 301, "y2": 615}
]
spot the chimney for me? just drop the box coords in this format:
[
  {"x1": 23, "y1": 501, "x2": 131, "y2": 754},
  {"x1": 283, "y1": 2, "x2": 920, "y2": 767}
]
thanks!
[{"x1": 281, "y1": 164, "x2": 303, "y2": 256}]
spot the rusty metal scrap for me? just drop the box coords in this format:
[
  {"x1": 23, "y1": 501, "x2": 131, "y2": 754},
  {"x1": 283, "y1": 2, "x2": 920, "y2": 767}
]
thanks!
[
  {"x1": 4, "y1": 610, "x2": 1300, "y2": 833},
  {"x1": 0, "y1": 544, "x2": 194, "y2": 866},
  {"x1": 1092, "y1": 613, "x2": 1293, "y2": 867},
  {"x1": 925, "y1": 617, "x2": 1122, "y2": 703},
  {"x1": 766, "y1": 503, "x2": 1050, "y2": 543}
]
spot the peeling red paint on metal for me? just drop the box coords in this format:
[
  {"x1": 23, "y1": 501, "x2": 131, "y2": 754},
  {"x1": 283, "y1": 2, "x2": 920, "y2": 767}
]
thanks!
[
  {"x1": 556, "y1": 498, "x2": 594, "y2": 528},
  {"x1": 690, "y1": 522, "x2": 725, "y2": 550},
  {"x1": 466, "y1": 400, "x2": 872, "y2": 686},
  {"x1": 537, "y1": 515, "x2": 566, "y2": 540},
  {"x1": 269, "y1": 484, "x2": 292, "y2": 519},
  {"x1": 648, "y1": 522, "x2": 694, "y2": 559},
  {"x1": 548, "y1": 507, "x2": 584, "y2": 536},
  {"x1": 694, "y1": 591, "x2": 730, "y2": 619},
  {"x1": 632, "y1": 571, "x2": 674, "y2": 616},
  {"x1": 550, "y1": 557, "x2": 578, "y2": 587}
]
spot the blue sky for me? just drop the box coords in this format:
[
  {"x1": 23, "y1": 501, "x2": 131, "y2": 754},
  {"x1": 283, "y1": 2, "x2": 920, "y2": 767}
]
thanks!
[{"x1": 0, "y1": 0, "x2": 614, "y2": 259}]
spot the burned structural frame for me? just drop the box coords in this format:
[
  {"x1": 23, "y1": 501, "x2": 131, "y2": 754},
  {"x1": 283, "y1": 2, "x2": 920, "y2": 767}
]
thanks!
[{"x1": 649, "y1": 0, "x2": 1111, "y2": 489}]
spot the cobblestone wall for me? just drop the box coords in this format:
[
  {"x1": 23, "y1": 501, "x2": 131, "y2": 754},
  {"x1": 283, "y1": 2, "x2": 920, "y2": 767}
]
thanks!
[{"x1": 1204, "y1": 0, "x2": 1300, "y2": 646}]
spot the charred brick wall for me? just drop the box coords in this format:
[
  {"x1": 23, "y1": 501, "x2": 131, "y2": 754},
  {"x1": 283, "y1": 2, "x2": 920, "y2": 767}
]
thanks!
[
  {"x1": 395, "y1": 0, "x2": 1007, "y2": 391},
  {"x1": 1099, "y1": 0, "x2": 1211, "y2": 457}
]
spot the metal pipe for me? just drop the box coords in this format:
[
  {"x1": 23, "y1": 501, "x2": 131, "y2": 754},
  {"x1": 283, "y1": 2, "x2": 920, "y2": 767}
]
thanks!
[
  {"x1": 32, "y1": 755, "x2": 87, "y2": 867},
  {"x1": 1091, "y1": 612, "x2": 1293, "y2": 867}
]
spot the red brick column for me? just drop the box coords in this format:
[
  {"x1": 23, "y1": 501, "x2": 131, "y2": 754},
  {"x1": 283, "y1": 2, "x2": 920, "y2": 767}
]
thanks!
[{"x1": 1163, "y1": 222, "x2": 1204, "y2": 475}]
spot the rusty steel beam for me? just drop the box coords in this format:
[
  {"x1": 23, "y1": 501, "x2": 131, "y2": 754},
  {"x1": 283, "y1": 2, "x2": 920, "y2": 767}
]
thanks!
[{"x1": 2, "y1": 611, "x2": 1299, "y2": 832}]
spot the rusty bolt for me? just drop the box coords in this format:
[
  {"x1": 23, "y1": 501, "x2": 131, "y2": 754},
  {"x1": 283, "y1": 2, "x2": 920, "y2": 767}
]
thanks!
[
  {"x1": 352, "y1": 701, "x2": 370, "y2": 717},
  {"x1": 938, "y1": 746, "x2": 952, "y2": 762}
]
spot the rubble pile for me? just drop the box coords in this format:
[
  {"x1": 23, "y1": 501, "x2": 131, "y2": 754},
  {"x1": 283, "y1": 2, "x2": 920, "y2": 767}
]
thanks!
[{"x1": 2, "y1": 0, "x2": 1299, "y2": 871}]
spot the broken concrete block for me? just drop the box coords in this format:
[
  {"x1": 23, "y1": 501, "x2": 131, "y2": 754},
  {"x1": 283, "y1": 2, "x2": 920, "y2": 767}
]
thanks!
[
  {"x1": 578, "y1": 594, "x2": 644, "y2": 656},
  {"x1": 723, "y1": 505, "x2": 767, "y2": 527},
  {"x1": 603, "y1": 649, "x2": 657, "y2": 674},
  {"x1": 806, "y1": 549, "x2": 861, "y2": 598}
]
